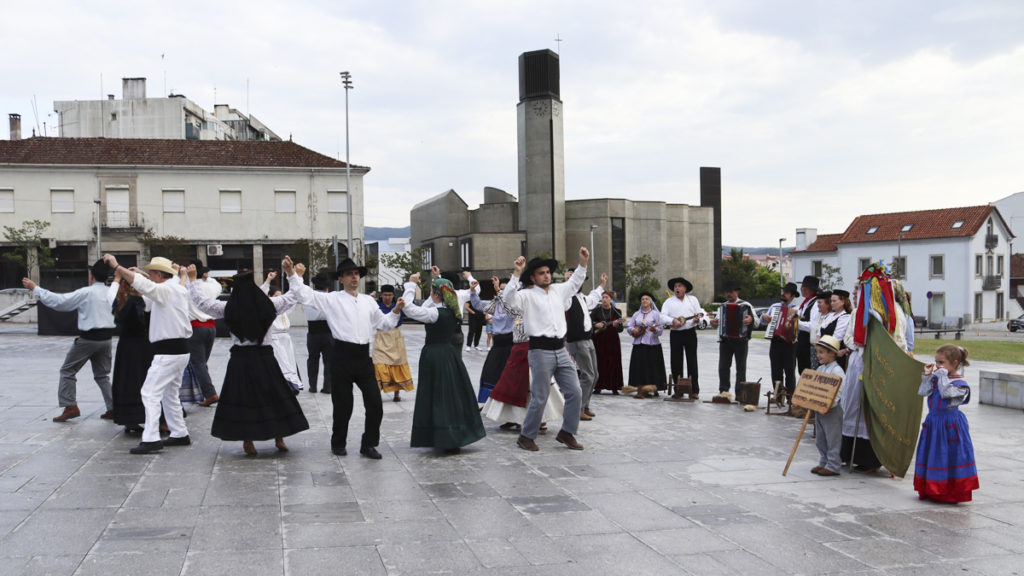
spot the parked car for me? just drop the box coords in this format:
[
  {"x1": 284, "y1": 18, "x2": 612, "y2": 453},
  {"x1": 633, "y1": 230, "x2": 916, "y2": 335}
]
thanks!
[
  {"x1": 752, "y1": 307, "x2": 770, "y2": 330},
  {"x1": 695, "y1": 310, "x2": 710, "y2": 330},
  {"x1": 1009, "y1": 313, "x2": 1024, "y2": 333}
]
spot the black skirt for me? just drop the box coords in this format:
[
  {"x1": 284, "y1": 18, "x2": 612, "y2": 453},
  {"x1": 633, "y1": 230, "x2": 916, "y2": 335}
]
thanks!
[
  {"x1": 211, "y1": 345, "x2": 310, "y2": 441},
  {"x1": 478, "y1": 332, "x2": 513, "y2": 403},
  {"x1": 628, "y1": 343, "x2": 667, "y2": 390},
  {"x1": 112, "y1": 333, "x2": 151, "y2": 426}
]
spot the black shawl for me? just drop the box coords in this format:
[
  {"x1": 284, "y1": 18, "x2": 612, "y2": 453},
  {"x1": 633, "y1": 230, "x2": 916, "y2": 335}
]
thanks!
[{"x1": 223, "y1": 272, "x2": 277, "y2": 344}]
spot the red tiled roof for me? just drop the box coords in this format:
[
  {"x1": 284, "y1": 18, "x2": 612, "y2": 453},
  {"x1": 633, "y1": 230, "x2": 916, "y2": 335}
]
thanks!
[
  {"x1": 839, "y1": 205, "x2": 1002, "y2": 244},
  {"x1": 0, "y1": 137, "x2": 367, "y2": 170},
  {"x1": 1011, "y1": 253, "x2": 1024, "y2": 279},
  {"x1": 802, "y1": 233, "x2": 842, "y2": 253}
]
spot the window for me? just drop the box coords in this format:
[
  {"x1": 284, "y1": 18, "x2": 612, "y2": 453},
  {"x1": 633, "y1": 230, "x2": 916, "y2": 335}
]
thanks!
[
  {"x1": 974, "y1": 292, "x2": 983, "y2": 322},
  {"x1": 866, "y1": 226, "x2": 878, "y2": 235},
  {"x1": 900, "y1": 224, "x2": 913, "y2": 233},
  {"x1": 892, "y1": 256, "x2": 906, "y2": 279},
  {"x1": 0, "y1": 189, "x2": 12, "y2": 213},
  {"x1": 611, "y1": 217, "x2": 626, "y2": 297},
  {"x1": 975, "y1": 255, "x2": 983, "y2": 276},
  {"x1": 996, "y1": 292, "x2": 1005, "y2": 320},
  {"x1": 275, "y1": 190, "x2": 296, "y2": 213},
  {"x1": 952, "y1": 220, "x2": 964, "y2": 229},
  {"x1": 421, "y1": 244, "x2": 433, "y2": 269},
  {"x1": 930, "y1": 255, "x2": 944, "y2": 278},
  {"x1": 986, "y1": 255, "x2": 993, "y2": 276},
  {"x1": 460, "y1": 238, "x2": 472, "y2": 269},
  {"x1": 858, "y1": 258, "x2": 871, "y2": 274},
  {"x1": 50, "y1": 189, "x2": 74, "y2": 213},
  {"x1": 997, "y1": 255, "x2": 1005, "y2": 276},
  {"x1": 163, "y1": 189, "x2": 185, "y2": 213},
  {"x1": 327, "y1": 190, "x2": 348, "y2": 213},
  {"x1": 105, "y1": 186, "x2": 130, "y2": 227},
  {"x1": 811, "y1": 260, "x2": 823, "y2": 277},
  {"x1": 220, "y1": 190, "x2": 241, "y2": 213}
]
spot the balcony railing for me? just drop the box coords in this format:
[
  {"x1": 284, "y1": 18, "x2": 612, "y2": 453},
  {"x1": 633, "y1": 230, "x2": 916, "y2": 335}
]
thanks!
[
  {"x1": 982, "y1": 274, "x2": 1002, "y2": 290},
  {"x1": 97, "y1": 212, "x2": 144, "y2": 231},
  {"x1": 985, "y1": 233, "x2": 998, "y2": 249}
]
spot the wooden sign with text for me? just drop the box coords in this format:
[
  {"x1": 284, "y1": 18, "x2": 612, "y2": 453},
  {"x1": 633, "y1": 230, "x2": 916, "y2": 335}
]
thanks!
[{"x1": 791, "y1": 370, "x2": 843, "y2": 415}]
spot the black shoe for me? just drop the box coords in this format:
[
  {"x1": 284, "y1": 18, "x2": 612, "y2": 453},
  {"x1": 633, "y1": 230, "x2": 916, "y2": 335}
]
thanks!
[
  {"x1": 163, "y1": 435, "x2": 191, "y2": 446},
  {"x1": 309, "y1": 388, "x2": 317, "y2": 393},
  {"x1": 320, "y1": 388, "x2": 332, "y2": 394},
  {"x1": 331, "y1": 447, "x2": 347, "y2": 456},
  {"x1": 130, "y1": 441, "x2": 163, "y2": 454},
  {"x1": 360, "y1": 446, "x2": 382, "y2": 460}
]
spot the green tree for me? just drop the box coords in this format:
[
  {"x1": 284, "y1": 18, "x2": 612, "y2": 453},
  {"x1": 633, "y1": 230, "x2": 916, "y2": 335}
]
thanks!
[
  {"x1": 820, "y1": 263, "x2": 844, "y2": 291},
  {"x1": 751, "y1": 266, "x2": 784, "y2": 299},
  {"x1": 2, "y1": 220, "x2": 55, "y2": 281},
  {"x1": 282, "y1": 238, "x2": 333, "y2": 279},
  {"x1": 623, "y1": 254, "x2": 661, "y2": 314},
  {"x1": 720, "y1": 248, "x2": 758, "y2": 299},
  {"x1": 380, "y1": 247, "x2": 430, "y2": 294},
  {"x1": 138, "y1": 229, "x2": 193, "y2": 264}
]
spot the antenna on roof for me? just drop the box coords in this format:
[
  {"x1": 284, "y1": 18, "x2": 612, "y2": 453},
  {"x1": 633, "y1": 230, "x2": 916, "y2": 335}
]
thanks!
[
  {"x1": 554, "y1": 33, "x2": 563, "y2": 54},
  {"x1": 162, "y1": 53, "x2": 167, "y2": 97},
  {"x1": 30, "y1": 95, "x2": 40, "y2": 137}
]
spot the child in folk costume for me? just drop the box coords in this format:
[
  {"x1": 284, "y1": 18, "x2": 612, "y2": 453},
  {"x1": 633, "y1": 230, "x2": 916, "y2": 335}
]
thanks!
[
  {"x1": 400, "y1": 276, "x2": 486, "y2": 453},
  {"x1": 810, "y1": 336, "x2": 845, "y2": 477},
  {"x1": 187, "y1": 265, "x2": 309, "y2": 455},
  {"x1": 261, "y1": 272, "x2": 302, "y2": 392},
  {"x1": 915, "y1": 345, "x2": 978, "y2": 503},
  {"x1": 373, "y1": 284, "x2": 414, "y2": 402}
]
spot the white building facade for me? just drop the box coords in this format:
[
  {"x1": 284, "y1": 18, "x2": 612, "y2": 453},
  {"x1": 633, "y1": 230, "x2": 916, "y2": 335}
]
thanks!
[
  {"x1": 0, "y1": 138, "x2": 366, "y2": 290},
  {"x1": 792, "y1": 206, "x2": 1014, "y2": 327}
]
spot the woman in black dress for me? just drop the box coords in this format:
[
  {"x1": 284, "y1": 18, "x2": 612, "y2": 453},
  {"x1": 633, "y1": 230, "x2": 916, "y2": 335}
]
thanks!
[{"x1": 111, "y1": 272, "x2": 150, "y2": 433}]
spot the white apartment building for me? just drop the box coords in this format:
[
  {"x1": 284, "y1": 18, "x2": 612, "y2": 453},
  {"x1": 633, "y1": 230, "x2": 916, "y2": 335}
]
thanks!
[
  {"x1": 0, "y1": 137, "x2": 366, "y2": 290},
  {"x1": 792, "y1": 205, "x2": 1014, "y2": 327}
]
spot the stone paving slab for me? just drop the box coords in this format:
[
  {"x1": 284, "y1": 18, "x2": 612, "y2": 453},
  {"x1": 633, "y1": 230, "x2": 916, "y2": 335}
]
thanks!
[{"x1": 0, "y1": 325, "x2": 1022, "y2": 575}]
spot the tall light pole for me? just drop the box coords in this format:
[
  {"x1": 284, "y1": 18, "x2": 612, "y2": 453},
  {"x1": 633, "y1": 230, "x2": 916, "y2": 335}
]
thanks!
[
  {"x1": 340, "y1": 71, "x2": 354, "y2": 263},
  {"x1": 589, "y1": 224, "x2": 599, "y2": 290},
  {"x1": 778, "y1": 237, "x2": 786, "y2": 289},
  {"x1": 94, "y1": 198, "x2": 103, "y2": 258}
]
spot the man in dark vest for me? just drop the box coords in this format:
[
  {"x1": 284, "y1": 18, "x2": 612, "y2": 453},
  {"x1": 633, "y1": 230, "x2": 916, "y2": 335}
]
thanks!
[
  {"x1": 564, "y1": 269, "x2": 606, "y2": 421},
  {"x1": 760, "y1": 282, "x2": 800, "y2": 404},
  {"x1": 794, "y1": 275, "x2": 821, "y2": 375}
]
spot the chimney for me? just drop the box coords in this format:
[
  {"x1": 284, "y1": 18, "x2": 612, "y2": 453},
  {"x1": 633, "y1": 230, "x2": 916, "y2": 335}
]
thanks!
[
  {"x1": 9, "y1": 113, "x2": 21, "y2": 140},
  {"x1": 795, "y1": 228, "x2": 817, "y2": 251},
  {"x1": 122, "y1": 77, "x2": 147, "y2": 99},
  {"x1": 108, "y1": 94, "x2": 115, "y2": 100}
]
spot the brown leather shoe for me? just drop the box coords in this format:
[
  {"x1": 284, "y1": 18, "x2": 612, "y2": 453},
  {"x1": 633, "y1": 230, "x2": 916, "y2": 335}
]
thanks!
[
  {"x1": 555, "y1": 430, "x2": 584, "y2": 450},
  {"x1": 100, "y1": 410, "x2": 114, "y2": 420},
  {"x1": 53, "y1": 406, "x2": 81, "y2": 422},
  {"x1": 516, "y1": 435, "x2": 539, "y2": 451},
  {"x1": 584, "y1": 408, "x2": 596, "y2": 417},
  {"x1": 816, "y1": 468, "x2": 840, "y2": 477},
  {"x1": 579, "y1": 412, "x2": 592, "y2": 421},
  {"x1": 198, "y1": 394, "x2": 219, "y2": 407}
]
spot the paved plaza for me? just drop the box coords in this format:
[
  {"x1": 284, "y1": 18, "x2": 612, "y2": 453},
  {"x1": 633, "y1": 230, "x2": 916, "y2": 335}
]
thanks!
[{"x1": 1, "y1": 324, "x2": 1022, "y2": 575}]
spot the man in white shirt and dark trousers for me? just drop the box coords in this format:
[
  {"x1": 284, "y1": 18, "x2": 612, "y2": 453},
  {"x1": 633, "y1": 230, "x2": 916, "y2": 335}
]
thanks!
[
  {"x1": 284, "y1": 256, "x2": 403, "y2": 459},
  {"x1": 564, "y1": 269, "x2": 606, "y2": 421},
  {"x1": 795, "y1": 275, "x2": 821, "y2": 375},
  {"x1": 103, "y1": 254, "x2": 193, "y2": 454},
  {"x1": 501, "y1": 247, "x2": 590, "y2": 452},
  {"x1": 660, "y1": 277, "x2": 702, "y2": 399},
  {"x1": 23, "y1": 259, "x2": 117, "y2": 422},
  {"x1": 187, "y1": 261, "x2": 223, "y2": 406}
]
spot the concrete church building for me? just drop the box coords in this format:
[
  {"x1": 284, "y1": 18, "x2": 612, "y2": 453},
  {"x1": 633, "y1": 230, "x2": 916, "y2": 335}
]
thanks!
[{"x1": 411, "y1": 49, "x2": 720, "y2": 298}]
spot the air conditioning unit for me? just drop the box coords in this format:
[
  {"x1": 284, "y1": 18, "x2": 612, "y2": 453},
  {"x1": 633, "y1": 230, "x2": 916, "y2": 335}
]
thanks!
[
  {"x1": 206, "y1": 244, "x2": 223, "y2": 256},
  {"x1": 46, "y1": 238, "x2": 57, "y2": 249}
]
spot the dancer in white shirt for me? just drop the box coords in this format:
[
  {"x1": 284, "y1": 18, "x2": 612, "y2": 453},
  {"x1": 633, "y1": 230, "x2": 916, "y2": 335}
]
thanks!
[
  {"x1": 103, "y1": 254, "x2": 192, "y2": 454},
  {"x1": 261, "y1": 271, "x2": 302, "y2": 391}
]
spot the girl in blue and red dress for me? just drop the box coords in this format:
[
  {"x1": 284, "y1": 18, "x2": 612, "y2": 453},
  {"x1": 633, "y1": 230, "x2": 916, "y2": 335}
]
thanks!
[{"x1": 915, "y1": 344, "x2": 979, "y2": 503}]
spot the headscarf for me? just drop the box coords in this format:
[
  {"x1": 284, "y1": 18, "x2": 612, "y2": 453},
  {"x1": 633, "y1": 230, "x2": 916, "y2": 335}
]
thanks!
[
  {"x1": 892, "y1": 280, "x2": 913, "y2": 318},
  {"x1": 432, "y1": 278, "x2": 461, "y2": 320},
  {"x1": 223, "y1": 271, "x2": 277, "y2": 344},
  {"x1": 112, "y1": 280, "x2": 141, "y2": 316}
]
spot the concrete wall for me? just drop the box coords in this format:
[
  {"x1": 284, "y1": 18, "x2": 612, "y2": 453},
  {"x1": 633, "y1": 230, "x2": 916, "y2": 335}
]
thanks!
[
  {"x1": 517, "y1": 98, "x2": 565, "y2": 261},
  {"x1": 55, "y1": 98, "x2": 189, "y2": 139},
  {"x1": 471, "y1": 202, "x2": 518, "y2": 233}
]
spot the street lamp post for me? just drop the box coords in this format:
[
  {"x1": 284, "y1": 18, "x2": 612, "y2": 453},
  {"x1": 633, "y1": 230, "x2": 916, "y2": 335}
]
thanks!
[
  {"x1": 340, "y1": 71, "x2": 354, "y2": 263},
  {"x1": 590, "y1": 224, "x2": 599, "y2": 291},
  {"x1": 778, "y1": 237, "x2": 786, "y2": 289},
  {"x1": 94, "y1": 198, "x2": 103, "y2": 258}
]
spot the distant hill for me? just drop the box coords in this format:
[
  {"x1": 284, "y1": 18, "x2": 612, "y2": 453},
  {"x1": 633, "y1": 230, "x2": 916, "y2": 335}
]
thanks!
[
  {"x1": 366, "y1": 226, "x2": 410, "y2": 242},
  {"x1": 723, "y1": 245, "x2": 793, "y2": 256}
]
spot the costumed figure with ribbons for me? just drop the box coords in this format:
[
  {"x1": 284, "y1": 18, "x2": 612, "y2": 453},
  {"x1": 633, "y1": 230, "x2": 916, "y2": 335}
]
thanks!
[{"x1": 373, "y1": 284, "x2": 414, "y2": 402}]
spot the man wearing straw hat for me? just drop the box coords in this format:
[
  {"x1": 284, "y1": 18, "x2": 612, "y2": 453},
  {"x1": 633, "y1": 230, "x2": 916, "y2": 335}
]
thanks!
[{"x1": 103, "y1": 254, "x2": 193, "y2": 454}]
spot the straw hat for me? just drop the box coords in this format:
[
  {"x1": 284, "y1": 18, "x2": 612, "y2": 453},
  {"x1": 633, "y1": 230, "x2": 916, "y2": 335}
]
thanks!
[{"x1": 143, "y1": 257, "x2": 176, "y2": 276}]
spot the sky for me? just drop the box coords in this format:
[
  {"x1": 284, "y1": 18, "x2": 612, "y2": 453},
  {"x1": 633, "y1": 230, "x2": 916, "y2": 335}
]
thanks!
[{"x1": 2, "y1": 0, "x2": 1022, "y2": 246}]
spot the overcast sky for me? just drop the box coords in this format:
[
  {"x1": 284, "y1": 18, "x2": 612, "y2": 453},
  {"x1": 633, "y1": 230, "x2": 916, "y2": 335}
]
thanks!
[{"x1": 3, "y1": 0, "x2": 1021, "y2": 246}]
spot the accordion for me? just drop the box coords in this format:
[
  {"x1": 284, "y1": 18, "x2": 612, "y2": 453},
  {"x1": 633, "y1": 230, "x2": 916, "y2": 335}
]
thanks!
[
  {"x1": 724, "y1": 303, "x2": 742, "y2": 338},
  {"x1": 765, "y1": 304, "x2": 796, "y2": 343}
]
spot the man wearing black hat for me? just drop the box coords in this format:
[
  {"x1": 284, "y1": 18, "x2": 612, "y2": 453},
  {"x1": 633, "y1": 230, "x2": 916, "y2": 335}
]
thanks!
[
  {"x1": 660, "y1": 277, "x2": 702, "y2": 399},
  {"x1": 283, "y1": 256, "x2": 404, "y2": 460},
  {"x1": 501, "y1": 247, "x2": 590, "y2": 451},
  {"x1": 795, "y1": 275, "x2": 821, "y2": 375},
  {"x1": 760, "y1": 282, "x2": 800, "y2": 403},
  {"x1": 710, "y1": 281, "x2": 759, "y2": 395},
  {"x1": 304, "y1": 273, "x2": 334, "y2": 394},
  {"x1": 187, "y1": 261, "x2": 223, "y2": 406},
  {"x1": 23, "y1": 260, "x2": 117, "y2": 422}
]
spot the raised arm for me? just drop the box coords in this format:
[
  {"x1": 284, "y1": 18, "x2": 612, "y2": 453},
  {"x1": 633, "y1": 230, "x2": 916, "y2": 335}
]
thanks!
[
  {"x1": 400, "y1": 282, "x2": 438, "y2": 324},
  {"x1": 502, "y1": 256, "x2": 526, "y2": 308},
  {"x1": 28, "y1": 284, "x2": 89, "y2": 312}
]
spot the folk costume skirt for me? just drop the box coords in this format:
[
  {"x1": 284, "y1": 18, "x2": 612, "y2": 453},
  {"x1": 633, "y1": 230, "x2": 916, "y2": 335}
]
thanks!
[{"x1": 211, "y1": 345, "x2": 309, "y2": 441}]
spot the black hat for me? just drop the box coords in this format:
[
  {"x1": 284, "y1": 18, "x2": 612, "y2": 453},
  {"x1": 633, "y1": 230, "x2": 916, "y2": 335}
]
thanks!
[
  {"x1": 801, "y1": 275, "x2": 820, "y2": 290},
  {"x1": 90, "y1": 259, "x2": 112, "y2": 282},
  {"x1": 817, "y1": 290, "x2": 832, "y2": 301},
  {"x1": 833, "y1": 288, "x2": 850, "y2": 299},
  {"x1": 637, "y1": 290, "x2": 657, "y2": 302},
  {"x1": 379, "y1": 284, "x2": 395, "y2": 294},
  {"x1": 783, "y1": 282, "x2": 799, "y2": 296},
  {"x1": 336, "y1": 258, "x2": 367, "y2": 278},
  {"x1": 522, "y1": 257, "x2": 558, "y2": 287},
  {"x1": 667, "y1": 277, "x2": 693, "y2": 292},
  {"x1": 192, "y1": 260, "x2": 210, "y2": 276},
  {"x1": 724, "y1": 280, "x2": 741, "y2": 291},
  {"x1": 311, "y1": 273, "x2": 330, "y2": 289}
]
